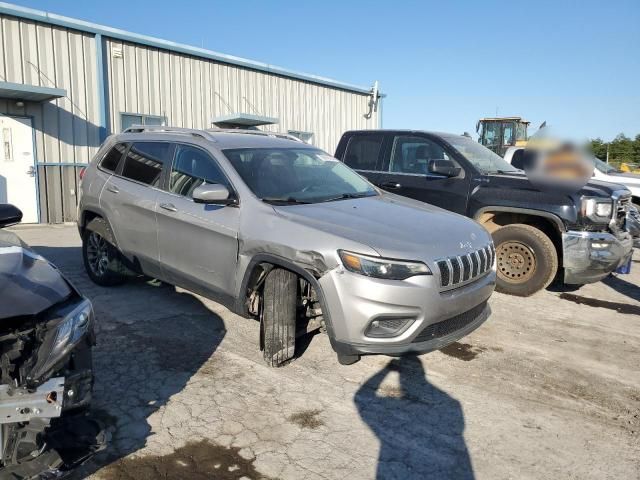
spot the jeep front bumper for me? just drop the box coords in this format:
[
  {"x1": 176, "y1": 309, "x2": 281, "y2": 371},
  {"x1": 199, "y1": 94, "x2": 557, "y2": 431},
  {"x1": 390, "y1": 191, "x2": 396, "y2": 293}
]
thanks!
[
  {"x1": 563, "y1": 230, "x2": 633, "y2": 284},
  {"x1": 318, "y1": 266, "x2": 495, "y2": 357}
]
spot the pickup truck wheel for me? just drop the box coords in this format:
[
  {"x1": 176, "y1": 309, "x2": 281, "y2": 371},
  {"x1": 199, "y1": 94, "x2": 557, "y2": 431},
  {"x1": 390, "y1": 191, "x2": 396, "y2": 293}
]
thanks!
[
  {"x1": 492, "y1": 224, "x2": 558, "y2": 297},
  {"x1": 260, "y1": 268, "x2": 297, "y2": 367},
  {"x1": 82, "y1": 219, "x2": 127, "y2": 286}
]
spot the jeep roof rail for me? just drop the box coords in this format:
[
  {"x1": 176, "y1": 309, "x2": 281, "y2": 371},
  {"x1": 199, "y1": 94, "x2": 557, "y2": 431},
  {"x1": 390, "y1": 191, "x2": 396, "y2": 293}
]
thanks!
[
  {"x1": 206, "y1": 128, "x2": 305, "y2": 143},
  {"x1": 122, "y1": 125, "x2": 218, "y2": 142}
]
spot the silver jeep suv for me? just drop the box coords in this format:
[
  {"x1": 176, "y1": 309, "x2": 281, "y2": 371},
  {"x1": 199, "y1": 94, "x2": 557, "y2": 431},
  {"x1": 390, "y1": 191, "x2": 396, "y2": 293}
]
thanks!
[{"x1": 78, "y1": 126, "x2": 496, "y2": 366}]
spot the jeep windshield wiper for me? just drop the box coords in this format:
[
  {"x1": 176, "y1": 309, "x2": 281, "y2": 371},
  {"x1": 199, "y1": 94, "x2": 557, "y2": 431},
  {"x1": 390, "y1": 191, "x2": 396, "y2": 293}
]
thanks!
[
  {"x1": 321, "y1": 192, "x2": 377, "y2": 203},
  {"x1": 262, "y1": 197, "x2": 311, "y2": 205}
]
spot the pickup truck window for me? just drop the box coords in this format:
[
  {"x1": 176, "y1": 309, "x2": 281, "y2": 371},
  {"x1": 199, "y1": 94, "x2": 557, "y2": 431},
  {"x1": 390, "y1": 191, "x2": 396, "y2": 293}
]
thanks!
[
  {"x1": 389, "y1": 136, "x2": 454, "y2": 174},
  {"x1": 445, "y1": 135, "x2": 518, "y2": 174},
  {"x1": 343, "y1": 135, "x2": 383, "y2": 171}
]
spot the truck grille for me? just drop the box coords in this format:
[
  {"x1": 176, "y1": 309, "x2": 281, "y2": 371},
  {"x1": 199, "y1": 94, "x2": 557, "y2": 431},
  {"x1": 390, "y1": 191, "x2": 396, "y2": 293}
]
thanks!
[
  {"x1": 436, "y1": 244, "x2": 494, "y2": 290},
  {"x1": 614, "y1": 194, "x2": 632, "y2": 229},
  {"x1": 413, "y1": 301, "x2": 488, "y2": 343}
]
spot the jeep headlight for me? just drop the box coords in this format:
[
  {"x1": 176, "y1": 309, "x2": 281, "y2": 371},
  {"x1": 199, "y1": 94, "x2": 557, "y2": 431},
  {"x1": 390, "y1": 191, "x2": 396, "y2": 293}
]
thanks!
[
  {"x1": 29, "y1": 299, "x2": 93, "y2": 381},
  {"x1": 582, "y1": 197, "x2": 613, "y2": 223},
  {"x1": 338, "y1": 250, "x2": 431, "y2": 280}
]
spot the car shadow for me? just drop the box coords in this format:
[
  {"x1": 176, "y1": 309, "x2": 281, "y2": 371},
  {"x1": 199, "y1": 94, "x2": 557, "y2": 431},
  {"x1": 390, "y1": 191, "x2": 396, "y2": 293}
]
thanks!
[
  {"x1": 354, "y1": 356, "x2": 474, "y2": 480},
  {"x1": 28, "y1": 245, "x2": 226, "y2": 478},
  {"x1": 602, "y1": 274, "x2": 640, "y2": 302}
]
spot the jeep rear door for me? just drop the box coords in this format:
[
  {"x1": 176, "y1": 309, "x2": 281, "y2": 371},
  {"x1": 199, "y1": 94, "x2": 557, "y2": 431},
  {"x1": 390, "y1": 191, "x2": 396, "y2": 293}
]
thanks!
[
  {"x1": 101, "y1": 141, "x2": 174, "y2": 278},
  {"x1": 155, "y1": 143, "x2": 239, "y2": 299}
]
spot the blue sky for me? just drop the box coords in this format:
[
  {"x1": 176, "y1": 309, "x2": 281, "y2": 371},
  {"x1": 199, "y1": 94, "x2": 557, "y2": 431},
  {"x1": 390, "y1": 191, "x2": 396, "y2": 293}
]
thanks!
[{"x1": 9, "y1": 0, "x2": 640, "y2": 141}]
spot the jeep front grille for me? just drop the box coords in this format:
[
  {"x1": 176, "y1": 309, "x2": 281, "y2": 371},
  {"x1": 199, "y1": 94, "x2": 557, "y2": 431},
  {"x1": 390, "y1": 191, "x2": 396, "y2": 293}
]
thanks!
[{"x1": 436, "y1": 244, "x2": 495, "y2": 290}]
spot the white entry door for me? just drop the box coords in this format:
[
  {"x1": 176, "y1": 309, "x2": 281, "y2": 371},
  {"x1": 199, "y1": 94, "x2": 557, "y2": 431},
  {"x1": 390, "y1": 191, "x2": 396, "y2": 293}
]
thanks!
[{"x1": 0, "y1": 116, "x2": 38, "y2": 223}]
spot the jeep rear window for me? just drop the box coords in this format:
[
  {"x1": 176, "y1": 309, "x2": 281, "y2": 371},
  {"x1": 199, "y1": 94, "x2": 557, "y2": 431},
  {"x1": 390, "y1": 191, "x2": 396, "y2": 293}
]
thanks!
[
  {"x1": 223, "y1": 148, "x2": 377, "y2": 204},
  {"x1": 120, "y1": 142, "x2": 173, "y2": 187},
  {"x1": 100, "y1": 143, "x2": 128, "y2": 172}
]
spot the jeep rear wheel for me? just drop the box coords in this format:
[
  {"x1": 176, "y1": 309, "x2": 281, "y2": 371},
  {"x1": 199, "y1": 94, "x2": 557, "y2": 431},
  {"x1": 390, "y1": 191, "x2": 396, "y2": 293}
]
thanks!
[
  {"x1": 82, "y1": 218, "x2": 127, "y2": 286},
  {"x1": 260, "y1": 268, "x2": 297, "y2": 367},
  {"x1": 492, "y1": 224, "x2": 558, "y2": 297}
]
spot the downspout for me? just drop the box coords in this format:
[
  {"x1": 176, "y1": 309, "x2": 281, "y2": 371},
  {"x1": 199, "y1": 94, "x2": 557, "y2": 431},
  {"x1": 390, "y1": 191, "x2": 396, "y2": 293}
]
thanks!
[{"x1": 95, "y1": 33, "x2": 109, "y2": 142}]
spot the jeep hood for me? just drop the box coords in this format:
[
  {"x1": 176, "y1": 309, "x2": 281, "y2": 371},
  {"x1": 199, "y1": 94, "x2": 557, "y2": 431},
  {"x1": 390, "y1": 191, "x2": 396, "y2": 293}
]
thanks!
[
  {"x1": 0, "y1": 231, "x2": 72, "y2": 319},
  {"x1": 272, "y1": 193, "x2": 491, "y2": 263}
]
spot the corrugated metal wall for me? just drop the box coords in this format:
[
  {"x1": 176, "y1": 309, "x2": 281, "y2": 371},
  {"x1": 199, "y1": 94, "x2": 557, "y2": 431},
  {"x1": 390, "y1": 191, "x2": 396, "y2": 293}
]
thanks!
[
  {"x1": 0, "y1": 14, "x2": 100, "y2": 222},
  {"x1": 106, "y1": 39, "x2": 378, "y2": 152},
  {"x1": 0, "y1": 13, "x2": 378, "y2": 222}
]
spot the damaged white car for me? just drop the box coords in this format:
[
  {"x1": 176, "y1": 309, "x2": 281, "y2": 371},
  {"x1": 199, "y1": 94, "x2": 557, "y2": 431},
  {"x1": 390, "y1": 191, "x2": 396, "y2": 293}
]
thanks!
[{"x1": 0, "y1": 204, "x2": 105, "y2": 479}]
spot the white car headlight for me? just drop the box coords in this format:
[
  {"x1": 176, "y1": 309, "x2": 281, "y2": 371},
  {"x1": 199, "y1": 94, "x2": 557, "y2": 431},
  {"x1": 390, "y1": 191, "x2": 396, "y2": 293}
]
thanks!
[
  {"x1": 29, "y1": 298, "x2": 93, "y2": 381},
  {"x1": 582, "y1": 197, "x2": 613, "y2": 223},
  {"x1": 338, "y1": 250, "x2": 431, "y2": 280}
]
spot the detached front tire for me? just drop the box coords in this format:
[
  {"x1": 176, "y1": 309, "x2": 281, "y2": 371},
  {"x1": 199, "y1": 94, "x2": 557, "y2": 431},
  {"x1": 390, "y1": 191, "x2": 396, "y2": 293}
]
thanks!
[
  {"x1": 82, "y1": 218, "x2": 127, "y2": 286},
  {"x1": 492, "y1": 224, "x2": 558, "y2": 297},
  {"x1": 261, "y1": 268, "x2": 297, "y2": 367}
]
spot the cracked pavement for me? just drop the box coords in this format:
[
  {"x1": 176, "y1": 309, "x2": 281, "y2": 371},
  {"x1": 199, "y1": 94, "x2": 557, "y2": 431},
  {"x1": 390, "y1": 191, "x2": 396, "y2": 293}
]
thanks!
[{"x1": 10, "y1": 225, "x2": 640, "y2": 479}]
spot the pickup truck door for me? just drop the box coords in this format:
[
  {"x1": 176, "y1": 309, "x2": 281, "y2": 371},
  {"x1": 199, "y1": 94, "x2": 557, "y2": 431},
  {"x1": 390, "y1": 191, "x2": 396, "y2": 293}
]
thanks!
[
  {"x1": 155, "y1": 143, "x2": 240, "y2": 299},
  {"x1": 374, "y1": 134, "x2": 471, "y2": 215}
]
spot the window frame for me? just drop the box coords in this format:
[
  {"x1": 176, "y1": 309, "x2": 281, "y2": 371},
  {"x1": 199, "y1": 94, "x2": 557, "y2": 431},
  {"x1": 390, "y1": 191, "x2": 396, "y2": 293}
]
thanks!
[
  {"x1": 97, "y1": 142, "x2": 130, "y2": 175},
  {"x1": 110, "y1": 141, "x2": 175, "y2": 191},
  {"x1": 164, "y1": 142, "x2": 239, "y2": 203},
  {"x1": 383, "y1": 134, "x2": 465, "y2": 179},
  {"x1": 120, "y1": 112, "x2": 166, "y2": 132},
  {"x1": 343, "y1": 133, "x2": 386, "y2": 172}
]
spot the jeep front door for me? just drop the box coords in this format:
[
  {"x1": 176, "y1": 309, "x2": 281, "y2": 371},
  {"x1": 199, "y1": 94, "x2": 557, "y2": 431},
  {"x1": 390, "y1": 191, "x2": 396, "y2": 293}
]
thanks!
[{"x1": 155, "y1": 143, "x2": 239, "y2": 298}]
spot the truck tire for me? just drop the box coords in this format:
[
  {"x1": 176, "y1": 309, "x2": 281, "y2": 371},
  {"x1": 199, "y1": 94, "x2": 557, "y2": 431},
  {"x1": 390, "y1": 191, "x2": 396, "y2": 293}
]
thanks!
[
  {"x1": 82, "y1": 218, "x2": 127, "y2": 286},
  {"x1": 492, "y1": 224, "x2": 558, "y2": 297},
  {"x1": 261, "y1": 268, "x2": 297, "y2": 367}
]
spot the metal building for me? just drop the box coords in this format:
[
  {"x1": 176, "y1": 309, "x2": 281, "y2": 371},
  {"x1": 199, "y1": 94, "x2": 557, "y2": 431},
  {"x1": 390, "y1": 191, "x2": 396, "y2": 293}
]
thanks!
[{"x1": 0, "y1": 2, "x2": 381, "y2": 223}]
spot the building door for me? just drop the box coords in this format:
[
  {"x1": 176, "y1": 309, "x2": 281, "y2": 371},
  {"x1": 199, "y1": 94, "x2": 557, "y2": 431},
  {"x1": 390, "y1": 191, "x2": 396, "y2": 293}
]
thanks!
[{"x1": 0, "y1": 116, "x2": 38, "y2": 223}]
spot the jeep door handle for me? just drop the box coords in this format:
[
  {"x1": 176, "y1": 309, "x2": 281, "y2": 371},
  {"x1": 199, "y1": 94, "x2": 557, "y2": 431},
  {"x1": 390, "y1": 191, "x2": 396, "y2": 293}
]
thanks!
[
  {"x1": 159, "y1": 203, "x2": 177, "y2": 212},
  {"x1": 380, "y1": 181, "x2": 401, "y2": 189},
  {"x1": 106, "y1": 185, "x2": 119, "y2": 194}
]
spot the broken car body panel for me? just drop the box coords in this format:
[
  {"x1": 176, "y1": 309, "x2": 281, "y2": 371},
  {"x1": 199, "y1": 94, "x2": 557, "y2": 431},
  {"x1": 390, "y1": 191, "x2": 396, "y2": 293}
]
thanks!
[{"x1": 0, "y1": 212, "x2": 104, "y2": 479}]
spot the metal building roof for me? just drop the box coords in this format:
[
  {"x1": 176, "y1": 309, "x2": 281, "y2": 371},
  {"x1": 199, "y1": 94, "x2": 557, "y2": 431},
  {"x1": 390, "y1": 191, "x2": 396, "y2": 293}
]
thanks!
[
  {"x1": 0, "y1": 81, "x2": 66, "y2": 102},
  {"x1": 0, "y1": 2, "x2": 374, "y2": 95}
]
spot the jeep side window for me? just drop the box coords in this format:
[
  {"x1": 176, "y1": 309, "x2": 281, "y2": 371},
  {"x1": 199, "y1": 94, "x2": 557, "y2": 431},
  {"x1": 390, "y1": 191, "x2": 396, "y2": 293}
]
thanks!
[
  {"x1": 99, "y1": 143, "x2": 128, "y2": 172},
  {"x1": 169, "y1": 145, "x2": 228, "y2": 198},
  {"x1": 343, "y1": 135, "x2": 384, "y2": 171},
  {"x1": 389, "y1": 136, "x2": 453, "y2": 174},
  {"x1": 119, "y1": 142, "x2": 173, "y2": 187}
]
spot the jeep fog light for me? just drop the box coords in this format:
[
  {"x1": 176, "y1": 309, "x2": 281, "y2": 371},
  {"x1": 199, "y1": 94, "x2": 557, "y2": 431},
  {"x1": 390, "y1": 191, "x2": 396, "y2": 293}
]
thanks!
[{"x1": 365, "y1": 317, "x2": 414, "y2": 338}]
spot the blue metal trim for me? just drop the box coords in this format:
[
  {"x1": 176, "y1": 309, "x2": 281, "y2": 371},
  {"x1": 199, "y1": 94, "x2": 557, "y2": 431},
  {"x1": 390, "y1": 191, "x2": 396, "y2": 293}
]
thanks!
[
  {"x1": 37, "y1": 162, "x2": 88, "y2": 167},
  {"x1": 0, "y1": 2, "x2": 375, "y2": 95},
  {"x1": 95, "y1": 33, "x2": 109, "y2": 142},
  {"x1": 0, "y1": 80, "x2": 66, "y2": 101}
]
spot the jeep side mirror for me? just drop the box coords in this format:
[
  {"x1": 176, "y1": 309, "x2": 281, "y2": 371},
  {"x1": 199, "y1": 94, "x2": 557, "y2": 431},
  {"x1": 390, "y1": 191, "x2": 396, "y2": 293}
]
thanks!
[
  {"x1": 192, "y1": 184, "x2": 236, "y2": 205},
  {"x1": 0, "y1": 204, "x2": 23, "y2": 228},
  {"x1": 428, "y1": 159, "x2": 461, "y2": 177}
]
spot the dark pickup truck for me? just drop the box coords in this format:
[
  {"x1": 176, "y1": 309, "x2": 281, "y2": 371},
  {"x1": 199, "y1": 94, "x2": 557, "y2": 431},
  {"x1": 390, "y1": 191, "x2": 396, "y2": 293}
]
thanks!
[{"x1": 335, "y1": 130, "x2": 634, "y2": 296}]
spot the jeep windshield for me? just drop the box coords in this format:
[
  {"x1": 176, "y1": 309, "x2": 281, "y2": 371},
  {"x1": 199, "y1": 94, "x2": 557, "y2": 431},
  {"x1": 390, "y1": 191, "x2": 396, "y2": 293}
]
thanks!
[
  {"x1": 443, "y1": 135, "x2": 520, "y2": 174},
  {"x1": 223, "y1": 147, "x2": 378, "y2": 204}
]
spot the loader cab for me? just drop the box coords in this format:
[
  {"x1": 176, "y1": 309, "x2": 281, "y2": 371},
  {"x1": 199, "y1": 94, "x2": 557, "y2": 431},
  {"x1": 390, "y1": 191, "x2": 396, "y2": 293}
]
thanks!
[{"x1": 477, "y1": 117, "x2": 529, "y2": 157}]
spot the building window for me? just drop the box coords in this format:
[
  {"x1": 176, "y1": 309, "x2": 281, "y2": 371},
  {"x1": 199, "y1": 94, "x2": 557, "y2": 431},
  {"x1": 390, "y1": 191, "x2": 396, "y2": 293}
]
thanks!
[
  {"x1": 121, "y1": 113, "x2": 165, "y2": 132},
  {"x1": 288, "y1": 130, "x2": 314, "y2": 144}
]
